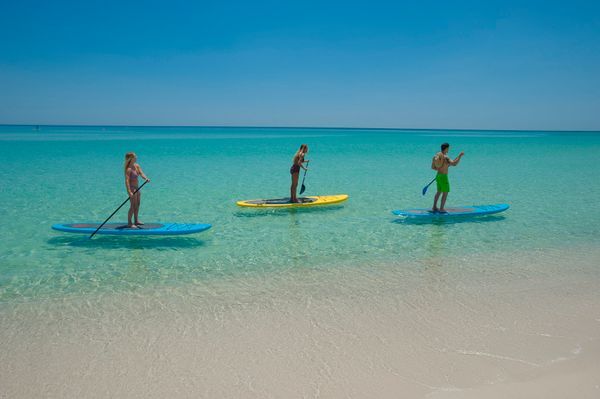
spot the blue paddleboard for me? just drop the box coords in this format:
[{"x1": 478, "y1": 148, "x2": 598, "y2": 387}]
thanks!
[
  {"x1": 52, "y1": 222, "x2": 212, "y2": 236},
  {"x1": 392, "y1": 204, "x2": 509, "y2": 218}
]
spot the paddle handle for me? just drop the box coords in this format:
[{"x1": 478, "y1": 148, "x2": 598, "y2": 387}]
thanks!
[{"x1": 89, "y1": 180, "x2": 149, "y2": 239}]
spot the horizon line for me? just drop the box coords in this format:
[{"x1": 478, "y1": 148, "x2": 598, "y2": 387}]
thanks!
[{"x1": 0, "y1": 123, "x2": 599, "y2": 133}]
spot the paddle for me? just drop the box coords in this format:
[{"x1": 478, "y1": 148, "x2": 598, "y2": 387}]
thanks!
[
  {"x1": 422, "y1": 176, "x2": 436, "y2": 196},
  {"x1": 299, "y1": 160, "x2": 310, "y2": 195},
  {"x1": 89, "y1": 180, "x2": 149, "y2": 239}
]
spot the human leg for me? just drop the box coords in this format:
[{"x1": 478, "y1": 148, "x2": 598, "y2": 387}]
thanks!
[
  {"x1": 128, "y1": 202, "x2": 135, "y2": 227},
  {"x1": 440, "y1": 192, "x2": 449, "y2": 212},
  {"x1": 290, "y1": 173, "x2": 299, "y2": 202},
  {"x1": 433, "y1": 191, "x2": 441, "y2": 211},
  {"x1": 436, "y1": 174, "x2": 450, "y2": 211},
  {"x1": 133, "y1": 192, "x2": 141, "y2": 224},
  {"x1": 134, "y1": 192, "x2": 144, "y2": 225}
]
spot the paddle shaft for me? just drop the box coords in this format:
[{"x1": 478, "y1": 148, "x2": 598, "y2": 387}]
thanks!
[
  {"x1": 299, "y1": 160, "x2": 310, "y2": 194},
  {"x1": 89, "y1": 180, "x2": 149, "y2": 239}
]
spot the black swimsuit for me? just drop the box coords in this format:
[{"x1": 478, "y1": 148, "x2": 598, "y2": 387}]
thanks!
[{"x1": 290, "y1": 164, "x2": 300, "y2": 174}]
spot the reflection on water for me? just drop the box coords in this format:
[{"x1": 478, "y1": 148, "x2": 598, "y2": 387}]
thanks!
[
  {"x1": 47, "y1": 236, "x2": 208, "y2": 250},
  {"x1": 392, "y1": 215, "x2": 507, "y2": 226},
  {"x1": 233, "y1": 205, "x2": 346, "y2": 218},
  {"x1": 425, "y1": 223, "x2": 447, "y2": 260},
  {"x1": 392, "y1": 215, "x2": 508, "y2": 270}
]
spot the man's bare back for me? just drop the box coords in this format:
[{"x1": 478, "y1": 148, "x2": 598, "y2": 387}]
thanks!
[
  {"x1": 433, "y1": 152, "x2": 450, "y2": 174},
  {"x1": 433, "y1": 151, "x2": 463, "y2": 174}
]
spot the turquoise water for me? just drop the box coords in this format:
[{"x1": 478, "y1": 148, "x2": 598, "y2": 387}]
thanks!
[{"x1": 1, "y1": 125, "x2": 599, "y2": 301}]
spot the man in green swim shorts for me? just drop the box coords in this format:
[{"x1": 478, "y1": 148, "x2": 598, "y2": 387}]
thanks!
[{"x1": 431, "y1": 142, "x2": 464, "y2": 213}]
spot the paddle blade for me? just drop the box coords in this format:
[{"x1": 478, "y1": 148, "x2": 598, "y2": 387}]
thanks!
[
  {"x1": 422, "y1": 176, "x2": 436, "y2": 196},
  {"x1": 299, "y1": 184, "x2": 306, "y2": 194}
]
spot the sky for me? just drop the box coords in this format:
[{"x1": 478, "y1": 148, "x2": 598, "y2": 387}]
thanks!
[{"x1": 0, "y1": 0, "x2": 599, "y2": 130}]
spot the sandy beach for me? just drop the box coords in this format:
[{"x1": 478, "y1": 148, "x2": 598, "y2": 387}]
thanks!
[{"x1": 2, "y1": 247, "x2": 599, "y2": 398}]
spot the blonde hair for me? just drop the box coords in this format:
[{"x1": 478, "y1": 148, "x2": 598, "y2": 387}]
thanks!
[
  {"x1": 292, "y1": 144, "x2": 308, "y2": 164},
  {"x1": 124, "y1": 152, "x2": 136, "y2": 176}
]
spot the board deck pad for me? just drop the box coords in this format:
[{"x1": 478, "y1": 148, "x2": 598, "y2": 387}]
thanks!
[
  {"x1": 237, "y1": 194, "x2": 348, "y2": 208},
  {"x1": 52, "y1": 222, "x2": 212, "y2": 236},
  {"x1": 245, "y1": 197, "x2": 317, "y2": 205},
  {"x1": 392, "y1": 204, "x2": 509, "y2": 218},
  {"x1": 69, "y1": 223, "x2": 165, "y2": 230}
]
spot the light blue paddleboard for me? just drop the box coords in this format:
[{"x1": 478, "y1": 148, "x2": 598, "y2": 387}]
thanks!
[
  {"x1": 392, "y1": 204, "x2": 509, "y2": 218},
  {"x1": 52, "y1": 222, "x2": 211, "y2": 236}
]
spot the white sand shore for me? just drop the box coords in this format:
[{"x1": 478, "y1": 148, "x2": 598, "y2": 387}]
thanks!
[{"x1": 1, "y1": 247, "x2": 599, "y2": 398}]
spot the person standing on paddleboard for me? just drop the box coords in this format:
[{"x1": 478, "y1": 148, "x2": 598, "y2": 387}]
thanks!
[
  {"x1": 290, "y1": 144, "x2": 309, "y2": 203},
  {"x1": 431, "y1": 143, "x2": 464, "y2": 213},
  {"x1": 124, "y1": 152, "x2": 150, "y2": 228}
]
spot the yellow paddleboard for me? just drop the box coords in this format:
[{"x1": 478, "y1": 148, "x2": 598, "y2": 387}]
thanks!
[{"x1": 236, "y1": 194, "x2": 349, "y2": 208}]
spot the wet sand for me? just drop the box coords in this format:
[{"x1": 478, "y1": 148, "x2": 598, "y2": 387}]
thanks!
[{"x1": 1, "y1": 247, "x2": 599, "y2": 398}]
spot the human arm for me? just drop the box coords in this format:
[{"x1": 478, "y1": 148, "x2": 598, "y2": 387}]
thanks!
[
  {"x1": 301, "y1": 159, "x2": 310, "y2": 171},
  {"x1": 125, "y1": 172, "x2": 133, "y2": 197},
  {"x1": 449, "y1": 152, "x2": 464, "y2": 166},
  {"x1": 136, "y1": 164, "x2": 150, "y2": 182}
]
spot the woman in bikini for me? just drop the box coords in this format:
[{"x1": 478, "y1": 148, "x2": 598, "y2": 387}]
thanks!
[
  {"x1": 124, "y1": 152, "x2": 150, "y2": 228},
  {"x1": 290, "y1": 144, "x2": 309, "y2": 203}
]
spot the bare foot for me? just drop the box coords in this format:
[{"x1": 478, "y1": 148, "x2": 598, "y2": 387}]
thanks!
[
  {"x1": 135, "y1": 221, "x2": 144, "y2": 225},
  {"x1": 127, "y1": 224, "x2": 139, "y2": 229},
  {"x1": 438, "y1": 209, "x2": 448, "y2": 214},
  {"x1": 431, "y1": 207, "x2": 439, "y2": 213}
]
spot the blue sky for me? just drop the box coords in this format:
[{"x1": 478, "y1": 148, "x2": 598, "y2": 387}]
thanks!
[{"x1": 1, "y1": 0, "x2": 599, "y2": 130}]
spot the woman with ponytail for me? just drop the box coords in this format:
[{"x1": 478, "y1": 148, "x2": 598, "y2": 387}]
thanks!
[
  {"x1": 124, "y1": 152, "x2": 150, "y2": 228},
  {"x1": 289, "y1": 144, "x2": 309, "y2": 203}
]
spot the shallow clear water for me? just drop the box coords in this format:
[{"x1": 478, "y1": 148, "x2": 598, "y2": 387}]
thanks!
[{"x1": 1, "y1": 125, "x2": 599, "y2": 301}]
